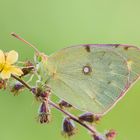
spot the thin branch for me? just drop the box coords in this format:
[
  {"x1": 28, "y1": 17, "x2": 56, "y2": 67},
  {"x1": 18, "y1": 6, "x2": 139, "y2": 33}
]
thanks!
[
  {"x1": 11, "y1": 75, "x2": 99, "y2": 135},
  {"x1": 11, "y1": 32, "x2": 40, "y2": 54}
]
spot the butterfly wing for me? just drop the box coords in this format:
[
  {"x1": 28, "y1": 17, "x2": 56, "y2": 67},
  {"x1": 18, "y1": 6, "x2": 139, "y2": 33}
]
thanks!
[{"x1": 44, "y1": 44, "x2": 140, "y2": 115}]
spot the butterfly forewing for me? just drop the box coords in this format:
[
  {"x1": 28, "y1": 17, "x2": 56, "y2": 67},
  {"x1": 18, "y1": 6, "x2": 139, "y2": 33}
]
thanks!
[{"x1": 43, "y1": 44, "x2": 138, "y2": 115}]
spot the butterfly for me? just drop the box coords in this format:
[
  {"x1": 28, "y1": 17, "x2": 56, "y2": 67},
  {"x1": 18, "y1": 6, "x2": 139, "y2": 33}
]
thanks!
[
  {"x1": 11, "y1": 33, "x2": 140, "y2": 116},
  {"x1": 41, "y1": 44, "x2": 140, "y2": 115}
]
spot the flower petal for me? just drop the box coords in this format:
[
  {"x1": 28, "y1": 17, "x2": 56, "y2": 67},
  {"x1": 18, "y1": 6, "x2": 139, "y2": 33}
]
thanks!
[
  {"x1": 0, "y1": 50, "x2": 5, "y2": 70},
  {"x1": 6, "y1": 50, "x2": 18, "y2": 64},
  {"x1": 0, "y1": 65, "x2": 23, "y2": 79},
  {"x1": 10, "y1": 66, "x2": 23, "y2": 76},
  {"x1": 0, "y1": 69, "x2": 11, "y2": 79}
]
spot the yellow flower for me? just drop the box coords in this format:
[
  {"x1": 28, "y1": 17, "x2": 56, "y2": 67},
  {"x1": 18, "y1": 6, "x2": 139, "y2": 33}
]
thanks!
[{"x1": 0, "y1": 50, "x2": 23, "y2": 79}]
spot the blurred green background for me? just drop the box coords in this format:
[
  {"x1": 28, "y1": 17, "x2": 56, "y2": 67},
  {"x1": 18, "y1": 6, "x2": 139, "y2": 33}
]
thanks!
[{"x1": 0, "y1": 0, "x2": 140, "y2": 140}]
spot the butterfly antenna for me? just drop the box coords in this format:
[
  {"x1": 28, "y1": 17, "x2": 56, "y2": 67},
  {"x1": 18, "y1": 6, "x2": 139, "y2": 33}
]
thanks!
[{"x1": 11, "y1": 32, "x2": 40, "y2": 55}]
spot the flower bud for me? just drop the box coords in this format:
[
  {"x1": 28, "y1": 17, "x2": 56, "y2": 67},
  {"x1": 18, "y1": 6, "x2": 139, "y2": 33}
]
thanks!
[
  {"x1": 59, "y1": 100, "x2": 72, "y2": 109},
  {"x1": 31, "y1": 87, "x2": 37, "y2": 95},
  {"x1": 92, "y1": 134, "x2": 106, "y2": 140},
  {"x1": 38, "y1": 102, "x2": 51, "y2": 124},
  {"x1": 0, "y1": 79, "x2": 7, "y2": 89},
  {"x1": 105, "y1": 129, "x2": 117, "y2": 140},
  {"x1": 10, "y1": 82, "x2": 24, "y2": 95},
  {"x1": 62, "y1": 117, "x2": 76, "y2": 137},
  {"x1": 79, "y1": 112, "x2": 101, "y2": 123},
  {"x1": 21, "y1": 61, "x2": 34, "y2": 77},
  {"x1": 31, "y1": 85, "x2": 51, "y2": 101}
]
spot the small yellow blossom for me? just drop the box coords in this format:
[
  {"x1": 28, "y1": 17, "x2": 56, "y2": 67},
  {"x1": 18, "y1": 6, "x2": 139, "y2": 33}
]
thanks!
[{"x1": 0, "y1": 50, "x2": 23, "y2": 79}]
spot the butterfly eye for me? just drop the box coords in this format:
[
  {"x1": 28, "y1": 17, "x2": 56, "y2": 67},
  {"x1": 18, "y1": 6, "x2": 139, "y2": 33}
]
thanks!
[{"x1": 83, "y1": 65, "x2": 92, "y2": 75}]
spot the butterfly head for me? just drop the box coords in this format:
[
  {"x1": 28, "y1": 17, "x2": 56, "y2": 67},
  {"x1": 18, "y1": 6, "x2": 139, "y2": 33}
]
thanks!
[{"x1": 35, "y1": 52, "x2": 48, "y2": 64}]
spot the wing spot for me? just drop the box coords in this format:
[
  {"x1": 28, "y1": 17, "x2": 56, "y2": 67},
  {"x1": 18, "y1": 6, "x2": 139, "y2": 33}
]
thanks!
[
  {"x1": 85, "y1": 45, "x2": 91, "y2": 52},
  {"x1": 124, "y1": 46, "x2": 129, "y2": 50},
  {"x1": 83, "y1": 65, "x2": 92, "y2": 75},
  {"x1": 115, "y1": 44, "x2": 120, "y2": 48}
]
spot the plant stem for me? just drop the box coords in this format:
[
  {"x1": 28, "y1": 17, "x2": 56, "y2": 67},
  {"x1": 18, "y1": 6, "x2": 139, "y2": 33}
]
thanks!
[{"x1": 12, "y1": 75, "x2": 99, "y2": 135}]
